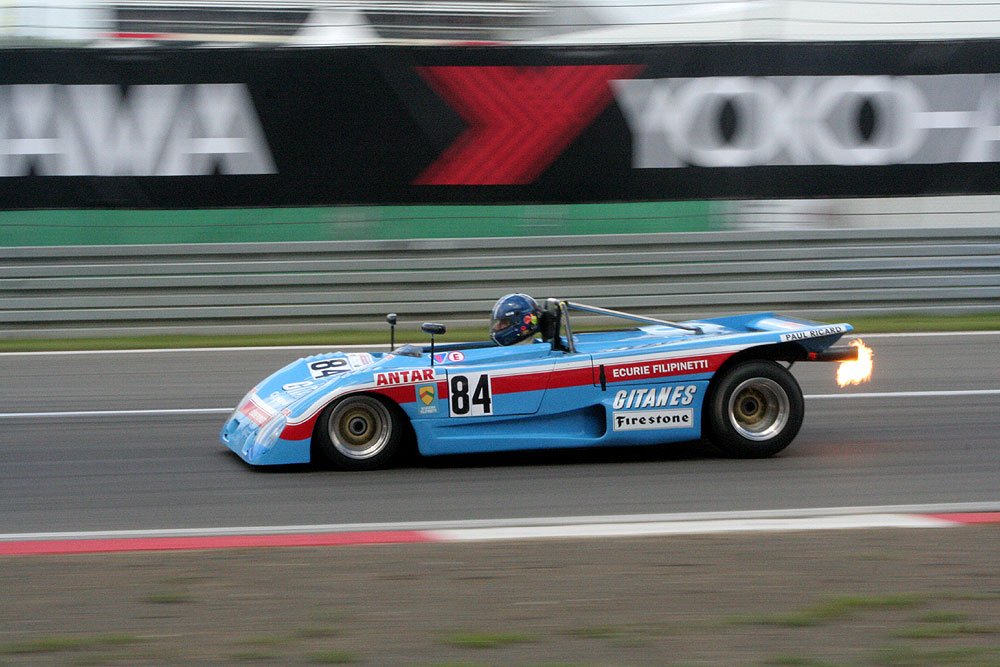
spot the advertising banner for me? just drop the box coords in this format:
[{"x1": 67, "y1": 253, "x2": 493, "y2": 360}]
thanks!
[{"x1": 2, "y1": 41, "x2": 1000, "y2": 208}]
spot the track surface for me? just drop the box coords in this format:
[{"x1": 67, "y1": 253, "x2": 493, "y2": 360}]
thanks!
[{"x1": 2, "y1": 333, "x2": 998, "y2": 535}]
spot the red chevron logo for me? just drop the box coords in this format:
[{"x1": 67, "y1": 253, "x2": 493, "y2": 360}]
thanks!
[{"x1": 414, "y1": 65, "x2": 643, "y2": 185}]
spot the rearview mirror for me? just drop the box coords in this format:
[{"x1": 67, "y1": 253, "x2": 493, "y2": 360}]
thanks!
[
  {"x1": 422, "y1": 323, "x2": 446, "y2": 365},
  {"x1": 421, "y1": 323, "x2": 446, "y2": 336},
  {"x1": 386, "y1": 313, "x2": 398, "y2": 351}
]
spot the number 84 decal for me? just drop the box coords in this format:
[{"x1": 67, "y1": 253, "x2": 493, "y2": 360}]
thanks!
[{"x1": 449, "y1": 373, "x2": 493, "y2": 417}]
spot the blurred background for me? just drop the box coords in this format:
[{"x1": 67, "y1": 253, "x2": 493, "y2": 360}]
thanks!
[
  {"x1": 1, "y1": 0, "x2": 998, "y2": 339},
  {"x1": 2, "y1": 10, "x2": 999, "y2": 665},
  {"x1": 4, "y1": 0, "x2": 1000, "y2": 45}
]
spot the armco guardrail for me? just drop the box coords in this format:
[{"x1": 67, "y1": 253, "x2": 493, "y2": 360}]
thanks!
[{"x1": 2, "y1": 227, "x2": 999, "y2": 338}]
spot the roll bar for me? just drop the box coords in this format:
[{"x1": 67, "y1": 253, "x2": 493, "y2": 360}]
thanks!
[{"x1": 549, "y1": 299, "x2": 703, "y2": 353}]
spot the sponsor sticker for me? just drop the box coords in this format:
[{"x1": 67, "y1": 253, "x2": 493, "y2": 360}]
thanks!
[
  {"x1": 613, "y1": 409, "x2": 693, "y2": 431},
  {"x1": 607, "y1": 358, "x2": 711, "y2": 381},
  {"x1": 348, "y1": 353, "x2": 375, "y2": 367},
  {"x1": 779, "y1": 326, "x2": 846, "y2": 343},
  {"x1": 418, "y1": 385, "x2": 435, "y2": 405},
  {"x1": 239, "y1": 395, "x2": 276, "y2": 426},
  {"x1": 416, "y1": 384, "x2": 438, "y2": 415},
  {"x1": 433, "y1": 351, "x2": 466, "y2": 364},
  {"x1": 612, "y1": 385, "x2": 697, "y2": 410},
  {"x1": 375, "y1": 368, "x2": 436, "y2": 386},
  {"x1": 281, "y1": 380, "x2": 316, "y2": 398}
]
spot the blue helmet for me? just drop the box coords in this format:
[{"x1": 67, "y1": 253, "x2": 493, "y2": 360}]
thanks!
[{"x1": 490, "y1": 294, "x2": 541, "y2": 346}]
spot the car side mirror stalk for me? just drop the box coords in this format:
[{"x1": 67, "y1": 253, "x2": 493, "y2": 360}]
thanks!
[
  {"x1": 421, "y1": 323, "x2": 446, "y2": 365},
  {"x1": 386, "y1": 313, "x2": 397, "y2": 351}
]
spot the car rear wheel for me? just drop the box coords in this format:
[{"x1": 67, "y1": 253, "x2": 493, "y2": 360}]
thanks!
[
  {"x1": 705, "y1": 360, "x2": 803, "y2": 458},
  {"x1": 315, "y1": 394, "x2": 402, "y2": 470}
]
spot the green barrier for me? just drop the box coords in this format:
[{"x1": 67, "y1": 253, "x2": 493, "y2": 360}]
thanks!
[{"x1": 0, "y1": 201, "x2": 718, "y2": 246}]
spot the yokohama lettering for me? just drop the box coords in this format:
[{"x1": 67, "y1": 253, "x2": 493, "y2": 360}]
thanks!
[{"x1": 613, "y1": 74, "x2": 1000, "y2": 168}]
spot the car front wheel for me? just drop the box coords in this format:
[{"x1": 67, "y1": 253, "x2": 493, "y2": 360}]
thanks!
[
  {"x1": 315, "y1": 394, "x2": 402, "y2": 470},
  {"x1": 705, "y1": 360, "x2": 804, "y2": 458}
]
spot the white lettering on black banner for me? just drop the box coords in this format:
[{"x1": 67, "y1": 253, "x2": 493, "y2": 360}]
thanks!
[
  {"x1": 614, "y1": 74, "x2": 1000, "y2": 168},
  {"x1": 0, "y1": 84, "x2": 275, "y2": 176}
]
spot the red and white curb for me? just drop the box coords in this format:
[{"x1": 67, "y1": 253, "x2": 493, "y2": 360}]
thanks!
[{"x1": 2, "y1": 505, "x2": 998, "y2": 556}]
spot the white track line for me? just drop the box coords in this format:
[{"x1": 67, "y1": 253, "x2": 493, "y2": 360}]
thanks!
[
  {"x1": 6, "y1": 503, "x2": 999, "y2": 543},
  {"x1": 2, "y1": 389, "x2": 998, "y2": 419},
  {"x1": 0, "y1": 343, "x2": 389, "y2": 357},
  {"x1": 431, "y1": 514, "x2": 955, "y2": 541},
  {"x1": 805, "y1": 389, "x2": 1000, "y2": 400},
  {"x1": 2, "y1": 330, "x2": 998, "y2": 357},
  {"x1": 0, "y1": 408, "x2": 232, "y2": 418}
]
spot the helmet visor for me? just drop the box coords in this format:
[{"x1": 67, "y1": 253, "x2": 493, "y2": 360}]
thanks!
[{"x1": 490, "y1": 317, "x2": 513, "y2": 333}]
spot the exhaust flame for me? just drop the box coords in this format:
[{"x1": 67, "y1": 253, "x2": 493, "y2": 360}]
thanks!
[{"x1": 837, "y1": 339, "x2": 874, "y2": 387}]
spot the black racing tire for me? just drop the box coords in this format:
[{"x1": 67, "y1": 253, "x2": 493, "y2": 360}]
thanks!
[
  {"x1": 705, "y1": 360, "x2": 804, "y2": 458},
  {"x1": 314, "y1": 394, "x2": 403, "y2": 470}
]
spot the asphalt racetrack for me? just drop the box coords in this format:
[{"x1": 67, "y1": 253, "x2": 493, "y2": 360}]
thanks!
[
  {"x1": 2, "y1": 332, "x2": 998, "y2": 535},
  {"x1": 3, "y1": 332, "x2": 1000, "y2": 665}
]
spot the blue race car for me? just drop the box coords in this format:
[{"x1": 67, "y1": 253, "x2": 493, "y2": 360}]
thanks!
[{"x1": 221, "y1": 294, "x2": 862, "y2": 470}]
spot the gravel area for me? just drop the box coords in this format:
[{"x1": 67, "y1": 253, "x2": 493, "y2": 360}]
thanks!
[{"x1": 2, "y1": 526, "x2": 1000, "y2": 666}]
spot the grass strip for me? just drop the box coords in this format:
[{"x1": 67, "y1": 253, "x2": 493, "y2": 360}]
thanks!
[
  {"x1": 307, "y1": 651, "x2": 359, "y2": 664},
  {"x1": 0, "y1": 634, "x2": 141, "y2": 655},
  {"x1": 865, "y1": 645, "x2": 1000, "y2": 665},
  {"x1": 440, "y1": 631, "x2": 534, "y2": 649},
  {"x1": 730, "y1": 593, "x2": 927, "y2": 628},
  {"x1": 890, "y1": 623, "x2": 1000, "y2": 639}
]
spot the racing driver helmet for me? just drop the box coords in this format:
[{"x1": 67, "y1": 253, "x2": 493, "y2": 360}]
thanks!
[{"x1": 490, "y1": 293, "x2": 541, "y2": 346}]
